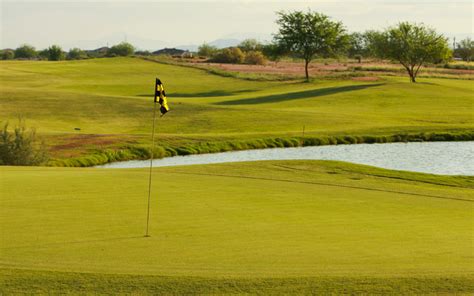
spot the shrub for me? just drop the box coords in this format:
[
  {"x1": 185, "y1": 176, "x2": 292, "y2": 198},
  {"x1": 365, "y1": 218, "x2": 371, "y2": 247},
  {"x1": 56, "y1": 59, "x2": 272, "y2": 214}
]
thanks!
[
  {"x1": 442, "y1": 63, "x2": 474, "y2": 70},
  {"x1": 262, "y1": 43, "x2": 285, "y2": 63},
  {"x1": 67, "y1": 48, "x2": 87, "y2": 60},
  {"x1": 238, "y1": 39, "x2": 263, "y2": 52},
  {"x1": 134, "y1": 50, "x2": 151, "y2": 56},
  {"x1": 1, "y1": 50, "x2": 14, "y2": 60},
  {"x1": 211, "y1": 47, "x2": 245, "y2": 64},
  {"x1": 37, "y1": 49, "x2": 49, "y2": 60},
  {"x1": 244, "y1": 50, "x2": 266, "y2": 65},
  {"x1": 198, "y1": 43, "x2": 218, "y2": 57},
  {"x1": 14, "y1": 44, "x2": 37, "y2": 59},
  {"x1": 0, "y1": 121, "x2": 49, "y2": 165},
  {"x1": 47, "y1": 45, "x2": 65, "y2": 61},
  {"x1": 108, "y1": 42, "x2": 134, "y2": 56}
]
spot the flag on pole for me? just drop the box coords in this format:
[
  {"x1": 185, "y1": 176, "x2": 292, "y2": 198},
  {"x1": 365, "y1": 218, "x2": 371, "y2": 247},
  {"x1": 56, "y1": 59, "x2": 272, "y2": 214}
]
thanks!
[{"x1": 154, "y1": 78, "x2": 169, "y2": 115}]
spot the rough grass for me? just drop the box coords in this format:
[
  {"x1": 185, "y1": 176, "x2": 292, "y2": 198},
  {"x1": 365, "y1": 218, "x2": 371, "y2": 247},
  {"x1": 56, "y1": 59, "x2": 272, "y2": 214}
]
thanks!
[
  {"x1": 1, "y1": 57, "x2": 473, "y2": 166},
  {"x1": 1, "y1": 161, "x2": 473, "y2": 293}
]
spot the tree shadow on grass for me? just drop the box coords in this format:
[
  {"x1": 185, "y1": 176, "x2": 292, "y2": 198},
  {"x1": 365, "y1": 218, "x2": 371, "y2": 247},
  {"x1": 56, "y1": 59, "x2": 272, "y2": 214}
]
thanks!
[
  {"x1": 215, "y1": 83, "x2": 384, "y2": 105},
  {"x1": 136, "y1": 89, "x2": 256, "y2": 98}
]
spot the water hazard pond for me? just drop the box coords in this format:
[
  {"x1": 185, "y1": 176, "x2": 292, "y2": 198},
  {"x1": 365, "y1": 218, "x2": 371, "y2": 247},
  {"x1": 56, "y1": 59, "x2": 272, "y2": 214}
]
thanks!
[{"x1": 97, "y1": 141, "x2": 474, "y2": 176}]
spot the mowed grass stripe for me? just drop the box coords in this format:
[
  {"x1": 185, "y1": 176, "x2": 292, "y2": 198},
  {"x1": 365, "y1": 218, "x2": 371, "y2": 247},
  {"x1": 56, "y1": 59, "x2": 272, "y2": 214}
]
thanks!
[{"x1": 165, "y1": 170, "x2": 474, "y2": 202}]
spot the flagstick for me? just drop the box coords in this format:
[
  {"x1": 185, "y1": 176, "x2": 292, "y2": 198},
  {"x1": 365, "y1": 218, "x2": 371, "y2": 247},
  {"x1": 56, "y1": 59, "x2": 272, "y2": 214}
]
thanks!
[{"x1": 145, "y1": 101, "x2": 158, "y2": 237}]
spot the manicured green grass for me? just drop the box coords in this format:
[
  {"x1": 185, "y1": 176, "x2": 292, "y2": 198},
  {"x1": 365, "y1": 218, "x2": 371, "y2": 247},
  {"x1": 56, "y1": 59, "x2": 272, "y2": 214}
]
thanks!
[
  {"x1": 1, "y1": 161, "x2": 473, "y2": 293},
  {"x1": 1, "y1": 57, "x2": 473, "y2": 165}
]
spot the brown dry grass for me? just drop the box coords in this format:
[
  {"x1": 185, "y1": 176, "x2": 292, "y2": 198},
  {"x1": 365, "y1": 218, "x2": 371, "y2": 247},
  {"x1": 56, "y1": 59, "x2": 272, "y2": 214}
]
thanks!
[{"x1": 184, "y1": 58, "x2": 473, "y2": 80}]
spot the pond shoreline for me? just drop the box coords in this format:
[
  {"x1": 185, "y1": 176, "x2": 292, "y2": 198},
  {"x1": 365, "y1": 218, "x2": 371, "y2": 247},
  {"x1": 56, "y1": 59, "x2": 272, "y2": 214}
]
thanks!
[
  {"x1": 49, "y1": 130, "x2": 474, "y2": 168},
  {"x1": 96, "y1": 141, "x2": 474, "y2": 176}
]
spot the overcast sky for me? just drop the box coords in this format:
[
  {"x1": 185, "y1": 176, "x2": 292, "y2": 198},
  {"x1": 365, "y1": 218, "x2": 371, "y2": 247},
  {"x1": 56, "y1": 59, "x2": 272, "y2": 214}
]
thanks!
[{"x1": 1, "y1": 0, "x2": 472, "y2": 50}]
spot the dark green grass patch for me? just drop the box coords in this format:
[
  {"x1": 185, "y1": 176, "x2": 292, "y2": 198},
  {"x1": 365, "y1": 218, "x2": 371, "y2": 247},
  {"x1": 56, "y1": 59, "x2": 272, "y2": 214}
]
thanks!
[{"x1": 1, "y1": 268, "x2": 473, "y2": 295}]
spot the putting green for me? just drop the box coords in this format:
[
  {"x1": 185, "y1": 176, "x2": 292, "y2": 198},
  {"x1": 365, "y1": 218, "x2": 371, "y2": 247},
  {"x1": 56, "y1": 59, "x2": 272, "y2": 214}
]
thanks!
[{"x1": 1, "y1": 161, "x2": 473, "y2": 293}]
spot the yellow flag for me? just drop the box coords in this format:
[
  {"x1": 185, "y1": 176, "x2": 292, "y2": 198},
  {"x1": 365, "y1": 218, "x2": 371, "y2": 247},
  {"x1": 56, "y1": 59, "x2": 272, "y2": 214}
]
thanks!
[{"x1": 154, "y1": 78, "x2": 169, "y2": 115}]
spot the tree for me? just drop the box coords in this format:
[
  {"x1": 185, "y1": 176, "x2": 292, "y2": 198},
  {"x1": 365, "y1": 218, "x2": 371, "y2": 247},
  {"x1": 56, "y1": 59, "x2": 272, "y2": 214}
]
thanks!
[
  {"x1": 262, "y1": 43, "x2": 286, "y2": 64},
  {"x1": 347, "y1": 32, "x2": 376, "y2": 62},
  {"x1": 1, "y1": 50, "x2": 14, "y2": 60},
  {"x1": 371, "y1": 22, "x2": 450, "y2": 82},
  {"x1": 274, "y1": 10, "x2": 348, "y2": 81},
  {"x1": 238, "y1": 39, "x2": 262, "y2": 52},
  {"x1": 363, "y1": 30, "x2": 386, "y2": 58},
  {"x1": 37, "y1": 49, "x2": 49, "y2": 60},
  {"x1": 14, "y1": 44, "x2": 37, "y2": 59},
  {"x1": 108, "y1": 42, "x2": 134, "y2": 56},
  {"x1": 455, "y1": 38, "x2": 474, "y2": 61},
  {"x1": 198, "y1": 43, "x2": 218, "y2": 57},
  {"x1": 47, "y1": 45, "x2": 65, "y2": 61},
  {"x1": 67, "y1": 48, "x2": 86, "y2": 60}
]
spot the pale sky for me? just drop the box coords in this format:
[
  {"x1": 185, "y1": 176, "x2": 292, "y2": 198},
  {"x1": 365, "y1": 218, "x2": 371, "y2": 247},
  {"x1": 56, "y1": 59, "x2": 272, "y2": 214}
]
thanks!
[{"x1": 1, "y1": 0, "x2": 473, "y2": 50}]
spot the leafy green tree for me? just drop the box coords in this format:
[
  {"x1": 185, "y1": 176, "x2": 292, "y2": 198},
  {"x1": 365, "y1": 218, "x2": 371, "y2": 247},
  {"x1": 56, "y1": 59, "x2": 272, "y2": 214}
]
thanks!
[
  {"x1": 108, "y1": 42, "x2": 134, "y2": 56},
  {"x1": 238, "y1": 39, "x2": 262, "y2": 52},
  {"x1": 14, "y1": 44, "x2": 37, "y2": 59},
  {"x1": 37, "y1": 49, "x2": 49, "y2": 60},
  {"x1": 67, "y1": 48, "x2": 86, "y2": 60},
  {"x1": 0, "y1": 121, "x2": 48, "y2": 166},
  {"x1": 363, "y1": 30, "x2": 386, "y2": 58},
  {"x1": 262, "y1": 43, "x2": 286, "y2": 64},
  {"x1": 47, "y1": 45, "x2": 65, "y2": 61},
  {"x1": 347, "y1": 32, "x2": 377, "y2": 62},
  {"x1": 274, "y1": 10, "x2": 348, "y2": 81},
  {"x1": 371, "y1": 22, "x2": 451, "y2": 82},
  {"x1": 198, "y1": 43, "x2": 218, "y2": 57},
  {"x1": 1, "y1": 50, "x2": 14, "y2": 60},
  {"x1": 455, "y1": 38, "x2": 474, "y2": 61}
]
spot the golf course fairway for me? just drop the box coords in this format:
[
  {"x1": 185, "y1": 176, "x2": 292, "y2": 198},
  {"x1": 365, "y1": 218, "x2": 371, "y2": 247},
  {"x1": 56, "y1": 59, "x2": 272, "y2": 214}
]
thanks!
[
  {"x1": 1, "y1": 160, "x2": 473, "y2": 294},
  {"x1": 1, "y1": 57, "x2": 473, "y2": 166}
]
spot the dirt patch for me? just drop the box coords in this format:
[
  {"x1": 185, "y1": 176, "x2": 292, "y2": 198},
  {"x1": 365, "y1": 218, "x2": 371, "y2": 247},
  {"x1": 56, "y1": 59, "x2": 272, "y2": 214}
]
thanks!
[
  {"x1": 186, "y1": 59, "x2": 473, "y2": 79},
  {"x1": 195, "y1": 61, "x2": 351, "y2": 76},
  {"x1": 47, "y1": 134, "x2": 141, "y2": 159}
]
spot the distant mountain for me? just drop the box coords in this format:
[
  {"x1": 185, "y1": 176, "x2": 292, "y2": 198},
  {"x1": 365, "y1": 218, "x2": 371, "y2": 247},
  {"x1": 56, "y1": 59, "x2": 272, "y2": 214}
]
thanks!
[
  {"x1": 220, "y1": 32, "x2": 272, "y2": 43},
  {"x1": 152, "y1": 48, "x2": 188, "y2": 55},
  {"x1": 208, "y1": 38, "x2": 241, "y2": 48},
  {"x1": 60, "y1": 33, "x2": 274, "y2": 52},
  {"x1": 175, "y1": 38, "x2": 247, "y2": 52},
  {"x1": 175, "y1": 44, "x2": 199, "y2": 52},
  {"x1": 62, "y1": 33, "x2": 169, "y2": 51}
]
